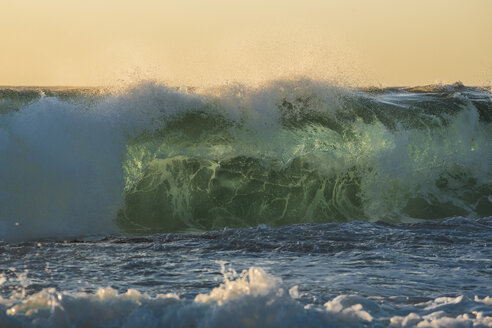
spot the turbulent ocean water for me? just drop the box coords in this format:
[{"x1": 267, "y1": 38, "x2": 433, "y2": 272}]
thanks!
[{"x1": 0, "y1": 80, "x2": 491, "y2": 327}]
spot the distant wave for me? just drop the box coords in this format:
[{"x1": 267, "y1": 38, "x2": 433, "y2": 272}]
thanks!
[{"x1": 0, "y1": 80, "x2": 491, "y2": 239}]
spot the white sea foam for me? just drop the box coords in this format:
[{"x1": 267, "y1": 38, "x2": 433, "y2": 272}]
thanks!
[
  {"x1": 0, "y1": 265, "x2": 490, "y2": 327},
  {"x1": 0, "y1": 82, "x2": 201, "y2": 240}
]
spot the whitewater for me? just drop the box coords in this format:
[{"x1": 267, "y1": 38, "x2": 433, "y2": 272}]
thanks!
[{"x1": 0, "y1": 80, "x2": 490, "y2": 327}]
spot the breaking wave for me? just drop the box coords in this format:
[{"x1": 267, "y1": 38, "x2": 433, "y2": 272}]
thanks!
[{"x1": 0, "y1": 80, "x2": 491, "y2": 239}]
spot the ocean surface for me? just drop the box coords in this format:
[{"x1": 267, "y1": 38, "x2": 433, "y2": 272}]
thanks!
[{"x1": 0, "y1": 80, "x2": 490, "y2": 327}]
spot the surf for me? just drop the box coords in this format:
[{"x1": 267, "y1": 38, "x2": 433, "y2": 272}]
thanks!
[{"x1": 0, "y1": 80, "x2": 490, "y2": 239}]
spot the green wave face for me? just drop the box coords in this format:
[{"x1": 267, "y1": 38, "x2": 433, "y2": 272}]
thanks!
[
  {"x1": 118, "y1": 82, "x2": 492, "y2": 233},
  {"x1": 118, "y1": 155, "x2": 365, "y2": 232}
]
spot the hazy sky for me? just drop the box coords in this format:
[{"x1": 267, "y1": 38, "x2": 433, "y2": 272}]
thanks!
[{"x1": 1, "y1": 0, "x2": 491, "y2": 86}]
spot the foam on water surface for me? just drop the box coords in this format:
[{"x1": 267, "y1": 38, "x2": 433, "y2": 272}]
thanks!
[
  {"x1": 0, "y1": 265, "x2": 490, "y2": 327},
  {"x1": 0, "y1": 219, "x2": 489, "y2": 327}
]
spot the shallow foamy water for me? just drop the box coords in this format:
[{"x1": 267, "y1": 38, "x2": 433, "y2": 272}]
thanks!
[{"x1": 1, "y1": 220, "x2": 491, "y2": 327}]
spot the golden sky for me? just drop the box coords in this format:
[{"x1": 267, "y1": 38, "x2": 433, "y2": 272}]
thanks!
[{"x1": 1, "y1": 0, "x2": 491, "y2": 87}]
